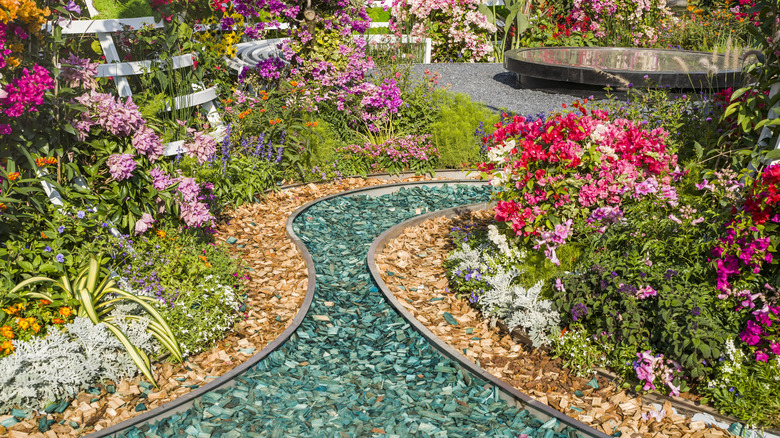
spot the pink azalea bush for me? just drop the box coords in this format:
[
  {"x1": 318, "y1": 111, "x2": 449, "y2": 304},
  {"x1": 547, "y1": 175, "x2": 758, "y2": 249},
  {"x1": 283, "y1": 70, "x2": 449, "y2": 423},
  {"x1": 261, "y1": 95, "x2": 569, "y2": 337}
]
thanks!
[
  {"x1": 480, "y1": 104, "x2": 677, "y2": 264},
  {"x1": 568, "y1": 0, "x2": 675, "y2": 46},
  {"x1": 390, "y1": 0, "x2": 497, "y2": 62}
]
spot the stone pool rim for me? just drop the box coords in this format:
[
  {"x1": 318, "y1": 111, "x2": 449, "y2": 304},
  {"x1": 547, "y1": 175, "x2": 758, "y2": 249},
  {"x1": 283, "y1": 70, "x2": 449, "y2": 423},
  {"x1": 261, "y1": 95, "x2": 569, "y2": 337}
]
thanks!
[
  {"x1": 85, "y1": 176, "x2": 484, "y2": 437},
  {"x1": 504, "y1": 46, "x2": 742, "y2": 89},
  {"x1": 368, "y1": 202, "x2": 613, "y2": 438}
]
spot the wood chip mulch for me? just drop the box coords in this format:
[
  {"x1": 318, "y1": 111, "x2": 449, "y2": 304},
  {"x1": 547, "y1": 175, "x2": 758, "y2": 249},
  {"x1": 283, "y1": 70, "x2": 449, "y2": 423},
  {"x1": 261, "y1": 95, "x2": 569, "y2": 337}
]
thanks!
[
  {"x1": 1, "y1": 176, "x2": 443, "y2": 438},
  {"x1": 375, "y1": 211, "x2": 733, "y2": 438}
]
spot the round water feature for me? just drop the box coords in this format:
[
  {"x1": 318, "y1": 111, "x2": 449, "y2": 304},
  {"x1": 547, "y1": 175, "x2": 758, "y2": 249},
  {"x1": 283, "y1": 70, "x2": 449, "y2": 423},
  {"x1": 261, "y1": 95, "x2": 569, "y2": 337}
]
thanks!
[{"x1": 504, "y1": 47, "x2": 742, "y2": 90}]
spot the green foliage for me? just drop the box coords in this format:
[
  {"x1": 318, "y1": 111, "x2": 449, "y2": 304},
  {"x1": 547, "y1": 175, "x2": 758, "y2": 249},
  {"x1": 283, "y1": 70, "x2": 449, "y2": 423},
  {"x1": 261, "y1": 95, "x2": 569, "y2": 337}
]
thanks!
[
  {"x1": 113, "y1": 221, "x2": 246, "y2": 356},
  {"x1": 550, "y1": 325, "x2": 610, "y2": 377},
  {"x1": 429, "y1": 92, "x2": 499, "y2": 168},
  {"x1": 553, "y1": 192, "x2": 738, "y2": 386},
  {"x1": 0, "y1": 200, "x2": 118, "y2": 289},
  {"x1": 10, "y1": 254, "x2": 183, "y2": 387},
  {"x1": 701, "y1": 340, "x2": 780, "y2": 429},
  {"x1": 92, "y1": 0, "x2": 154, "y2": 19}
]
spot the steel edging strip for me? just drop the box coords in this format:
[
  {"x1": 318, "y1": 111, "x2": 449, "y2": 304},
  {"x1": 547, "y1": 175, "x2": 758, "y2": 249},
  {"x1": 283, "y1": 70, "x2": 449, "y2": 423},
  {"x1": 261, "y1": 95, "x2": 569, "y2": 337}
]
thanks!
[{"x1": 86, "y1": 178, "x2": 483, "y2": 436}]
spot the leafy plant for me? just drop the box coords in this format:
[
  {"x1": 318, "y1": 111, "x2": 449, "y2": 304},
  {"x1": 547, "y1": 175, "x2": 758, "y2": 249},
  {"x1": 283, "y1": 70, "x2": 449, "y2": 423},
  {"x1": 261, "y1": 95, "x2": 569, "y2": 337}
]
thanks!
[{"x1": 9, "y1": 255, "x2": 183, "y2": 387}]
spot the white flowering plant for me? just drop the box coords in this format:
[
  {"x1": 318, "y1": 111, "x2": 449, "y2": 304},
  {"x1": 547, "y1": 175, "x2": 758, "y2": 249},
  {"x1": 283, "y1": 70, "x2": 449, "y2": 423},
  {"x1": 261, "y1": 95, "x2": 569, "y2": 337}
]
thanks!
[
  {"x1": 701, "y1": 339, "x2": 780, "y2": 427},
  {"x1": 445, "y1": 221, "x2": 566, "y2": 347}
]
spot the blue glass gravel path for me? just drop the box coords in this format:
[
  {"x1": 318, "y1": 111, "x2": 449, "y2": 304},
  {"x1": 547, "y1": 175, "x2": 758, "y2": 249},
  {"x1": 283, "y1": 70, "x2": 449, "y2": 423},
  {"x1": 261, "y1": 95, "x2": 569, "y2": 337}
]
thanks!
[{"x1": 115, "y1": 184, "x2": 594, "y2": 438}]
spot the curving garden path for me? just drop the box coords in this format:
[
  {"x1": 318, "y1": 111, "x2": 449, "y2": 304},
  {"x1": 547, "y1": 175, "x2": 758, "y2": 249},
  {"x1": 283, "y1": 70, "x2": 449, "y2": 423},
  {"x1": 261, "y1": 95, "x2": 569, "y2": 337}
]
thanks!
[{"x1": 103, "y1": 182, "x2": 603, "y2": 438}]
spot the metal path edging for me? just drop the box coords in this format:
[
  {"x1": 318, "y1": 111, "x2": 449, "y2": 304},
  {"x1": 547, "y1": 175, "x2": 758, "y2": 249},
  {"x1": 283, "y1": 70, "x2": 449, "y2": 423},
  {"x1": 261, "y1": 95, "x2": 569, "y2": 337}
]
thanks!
[{"x1": 86, "y1": 178, "x2": 484, "y2": 436}]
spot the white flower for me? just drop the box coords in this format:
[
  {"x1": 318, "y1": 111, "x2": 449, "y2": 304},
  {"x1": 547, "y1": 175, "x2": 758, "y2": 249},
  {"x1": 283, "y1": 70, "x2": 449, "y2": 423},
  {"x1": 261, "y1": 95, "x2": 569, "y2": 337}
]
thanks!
[{"x1": 590, "y1": 124, "x2": 608, "y2": 143}]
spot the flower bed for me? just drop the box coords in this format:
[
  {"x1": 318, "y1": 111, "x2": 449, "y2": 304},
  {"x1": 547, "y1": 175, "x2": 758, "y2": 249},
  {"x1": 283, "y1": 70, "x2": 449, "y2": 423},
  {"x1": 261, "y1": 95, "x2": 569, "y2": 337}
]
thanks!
[{"x1": 446, "y1": 75, "x2": 780, "y2": 427}]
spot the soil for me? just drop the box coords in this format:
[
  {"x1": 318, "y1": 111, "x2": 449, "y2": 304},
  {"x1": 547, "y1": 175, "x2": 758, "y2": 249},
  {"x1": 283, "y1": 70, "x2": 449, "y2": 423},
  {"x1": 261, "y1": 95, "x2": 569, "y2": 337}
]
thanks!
[{"x1": 374, "y1": 210, "x2": 734, "y2": 438}]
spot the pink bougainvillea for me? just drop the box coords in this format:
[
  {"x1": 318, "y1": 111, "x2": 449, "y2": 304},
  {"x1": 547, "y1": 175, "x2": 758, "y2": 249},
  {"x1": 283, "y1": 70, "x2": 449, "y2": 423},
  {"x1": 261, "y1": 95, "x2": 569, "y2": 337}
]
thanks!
[{"x1": 480, "y1": 103, "x2": 677, "y2": 261}]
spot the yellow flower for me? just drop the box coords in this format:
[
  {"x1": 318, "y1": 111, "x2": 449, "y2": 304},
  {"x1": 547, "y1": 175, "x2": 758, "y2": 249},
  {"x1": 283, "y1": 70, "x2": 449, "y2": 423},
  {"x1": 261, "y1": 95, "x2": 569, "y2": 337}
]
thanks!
[
  {"x1": 0, "y1": 326, "x2": 13, "y2": 339},
  {"x1": 15, "y1": 317, "x2": 29, "y2": 330}
]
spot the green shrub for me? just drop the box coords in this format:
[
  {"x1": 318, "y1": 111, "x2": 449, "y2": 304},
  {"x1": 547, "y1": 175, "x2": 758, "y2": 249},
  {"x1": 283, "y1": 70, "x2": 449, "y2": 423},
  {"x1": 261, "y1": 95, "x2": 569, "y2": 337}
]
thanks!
[
  {"x1": 115, "y1": 221, "x2": 246, "y2": 356},
  {"x1": 429, "y1": 92, "x2": 499, "y2": 168}
]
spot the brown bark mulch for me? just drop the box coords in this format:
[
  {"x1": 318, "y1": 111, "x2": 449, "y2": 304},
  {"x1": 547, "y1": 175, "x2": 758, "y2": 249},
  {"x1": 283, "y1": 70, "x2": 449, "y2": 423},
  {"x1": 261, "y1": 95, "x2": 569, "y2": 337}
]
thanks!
[
  {"x1": 375, "y1": 210, "x2": 732, "y2": 438},
  {"x1": 0, "y1": 176, "x2": 439, "y2": 438}
]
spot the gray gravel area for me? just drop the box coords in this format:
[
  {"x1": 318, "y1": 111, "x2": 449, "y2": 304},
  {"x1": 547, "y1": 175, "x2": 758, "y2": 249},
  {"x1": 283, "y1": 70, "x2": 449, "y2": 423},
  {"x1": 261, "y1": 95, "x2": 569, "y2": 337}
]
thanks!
[{"x1": 411, "y1": 63, "x2": 604, "y2": 116}]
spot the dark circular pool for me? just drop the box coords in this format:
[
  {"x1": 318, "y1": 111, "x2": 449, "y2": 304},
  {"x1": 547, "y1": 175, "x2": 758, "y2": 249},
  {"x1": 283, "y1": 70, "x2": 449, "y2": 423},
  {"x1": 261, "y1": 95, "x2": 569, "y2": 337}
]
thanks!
[{"x1": 504, "y1": 47, "x2": 743, "y2": 90}]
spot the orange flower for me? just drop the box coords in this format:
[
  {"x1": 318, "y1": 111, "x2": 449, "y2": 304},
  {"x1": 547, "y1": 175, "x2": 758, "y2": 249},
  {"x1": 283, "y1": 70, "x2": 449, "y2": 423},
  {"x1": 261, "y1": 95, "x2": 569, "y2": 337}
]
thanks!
[
  {"x1": 0, "y1": 326, "x2": 13, "y2": 339},
  {"x1": 198, "y1": 255, "x2": 213, "y2": 268},
  {"x1": 52, "y1": 318, "x2": 64, "y2": 324},
  {"x1": 156, "y1": 229, "x2": 167, "y2": 239},
  {"x1": 40, "y1": 299, "x2": 51, "y2": 306},
  {"x1": 0, "y1": 203, "x2": 6, "y2": 211},
  {"x1": 46, "y1": 157, "x2": 57, "y2": 165},
  {"x1": 59, "y1": 307, "x2": 72, "y2": 317},
  {"x1": 41, "y1": 232, "x2": 47, "y2": 239},
  {"x1": 306, "y1": 121, "x2": 319, "y2": 128},
  {"x1": 1, "y1": 340, "x2": 13, "y2": 355},
  {"x1": 3, "y1": 304, "x2": 21, "y2": 315},
  {"x1": 15, "y1": 317, "x2": 30, "y2": 330},
  {"x1": 7, "y1": 172, "x2": 20, "y2": 181},
  {"x1": 289, "y1": 81, "x2": 298, "y2": 87},
  {"x1": 31, "y1": 322, "x2": 41, "y2": 333}
]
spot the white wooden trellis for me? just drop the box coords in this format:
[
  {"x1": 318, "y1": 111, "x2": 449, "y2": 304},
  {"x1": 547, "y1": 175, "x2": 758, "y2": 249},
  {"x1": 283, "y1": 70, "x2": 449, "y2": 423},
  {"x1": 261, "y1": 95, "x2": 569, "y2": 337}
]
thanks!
[
  {"x1": 37, "y1": 5, "x2": 226, "y2": 232},
  {"x1": 56, "y1": 1, "x2": 226, "y2": 156}
]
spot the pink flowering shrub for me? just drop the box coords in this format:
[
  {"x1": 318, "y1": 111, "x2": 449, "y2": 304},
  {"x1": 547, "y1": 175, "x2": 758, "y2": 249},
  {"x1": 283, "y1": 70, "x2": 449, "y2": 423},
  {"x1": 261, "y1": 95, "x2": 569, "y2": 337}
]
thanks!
[
  {"x1": 338, "y1": 134, "x2": 439, "y2": 175},
  {"x1": 568, "y1": 0, "x2": 674, "y2": 46},
  {"x1": 390, "y1": 0, "x2": 496, "y2": 62},
  {"x1": 480, "y1": 104, "x2": 677, "y2": 264},
  {"x1": 0, "y1": 64, "x2": 54, "y2": 121},
  {"x1": 73, "y1": 92, "x2": 145, "y2": 140},
  {"x1": 106, "y1": 154, "x2": 138, "y2": 181}
]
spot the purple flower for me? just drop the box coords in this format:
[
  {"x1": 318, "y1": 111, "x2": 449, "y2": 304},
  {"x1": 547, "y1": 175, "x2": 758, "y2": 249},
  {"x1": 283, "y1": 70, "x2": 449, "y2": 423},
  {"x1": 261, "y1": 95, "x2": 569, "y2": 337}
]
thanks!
[
  {"x1": 56, "y1": 253, "x2": 65, "y2": 263},
  {"x1": 150, "y1": 168, "x2": 175, "y2": 190},
  {"x1": 77, "y1": 210, "x2": 85, "y2": 219},
  {"x1": 44, "y1": 246, "x2": 51, "y2": 252},
  {"x1": 571, "y1": 303, "x2": 588, "y2": 321},
  {"x1": 184, "y1": 130, "x2": 217, "y2": 164},
  {"x1": 64, "y1": 0, "x2": 81, "y2": 14},
  {"x1": 177, "y1": 177, "x2": 201, "y2": 202},
  {"x1": 740, "y1": 320, "x2": 762, "y2": 346},
  {"x1": 107, "y1": 154, "x2": 137, "y2": 181},
  {"x1": 57, "y1": 225, "x2": 65, "y2": 233},
  {"x1": 133, "y1": 125, "x2": 164, "y2": 162}
]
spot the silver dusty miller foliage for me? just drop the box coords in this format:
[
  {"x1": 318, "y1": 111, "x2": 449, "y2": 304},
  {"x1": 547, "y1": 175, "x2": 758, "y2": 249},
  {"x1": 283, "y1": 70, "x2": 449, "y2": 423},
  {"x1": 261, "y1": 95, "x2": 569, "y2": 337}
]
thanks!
[
  {"x1": 0, "y1": 314, "x2": 157, "y2": 413},
  {"x1": 449, "y1": 225, "x2": 560, "y2": 348}
]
